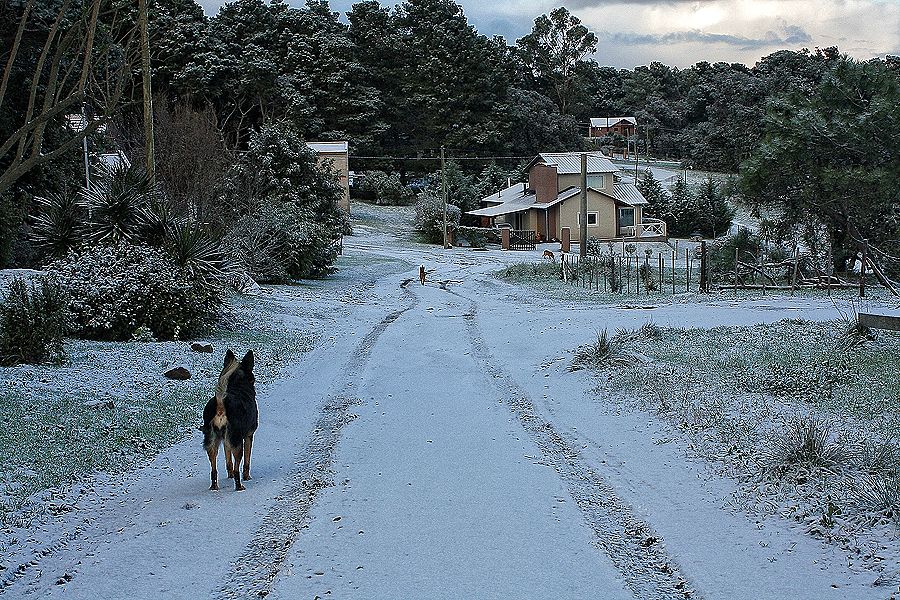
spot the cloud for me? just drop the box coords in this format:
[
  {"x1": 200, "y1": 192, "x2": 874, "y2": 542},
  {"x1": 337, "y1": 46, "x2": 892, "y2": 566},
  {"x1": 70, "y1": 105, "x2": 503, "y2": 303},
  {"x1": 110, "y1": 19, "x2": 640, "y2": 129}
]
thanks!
[{"x1": 600, "y1": 24, "x2": 812, "y2": 50}]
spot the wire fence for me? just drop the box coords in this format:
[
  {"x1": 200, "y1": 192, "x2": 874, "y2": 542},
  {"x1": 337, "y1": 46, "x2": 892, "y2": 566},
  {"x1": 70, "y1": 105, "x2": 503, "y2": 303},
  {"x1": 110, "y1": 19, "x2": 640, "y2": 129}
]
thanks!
[{"x1": 557, "y1": 240, "x2": 900, "y2": 298}]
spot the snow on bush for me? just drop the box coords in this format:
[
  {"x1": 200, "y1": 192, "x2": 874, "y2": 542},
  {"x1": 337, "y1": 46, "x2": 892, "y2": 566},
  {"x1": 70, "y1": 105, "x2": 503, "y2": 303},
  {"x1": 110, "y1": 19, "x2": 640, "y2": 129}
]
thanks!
[
  {"x1": 415, "y1": 189, "x2": 460, "y2": 244},
  {"x1": 0, "y1": 276, "x2": 70, "y2": 365},
  {"x1": 49, "y1": 243, "x2": 220, "y2": 341}
]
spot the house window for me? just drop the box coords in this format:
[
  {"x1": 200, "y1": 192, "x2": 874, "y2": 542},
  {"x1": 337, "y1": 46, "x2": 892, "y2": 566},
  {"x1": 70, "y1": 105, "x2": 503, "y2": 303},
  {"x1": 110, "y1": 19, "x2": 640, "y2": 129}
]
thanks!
[
  {"x1": 586, "y1": 174, "x2": 605, "y2": 189},
  {"x1": 577, "y1": 212, "x2": 599, "y2": 227},
  {"x1": 619, "y1": 207, "x2": 635, "y2": 227}
]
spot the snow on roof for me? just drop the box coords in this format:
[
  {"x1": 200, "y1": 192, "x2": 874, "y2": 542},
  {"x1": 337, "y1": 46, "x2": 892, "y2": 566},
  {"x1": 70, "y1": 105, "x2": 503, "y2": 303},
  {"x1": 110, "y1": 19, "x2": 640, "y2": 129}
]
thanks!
[
  {"x1": 617, "y1": 166, "x2": 680, "y2": 187},
  {"x1": 534, "y1": 152, "x2": 617, "y2": 175},
  {"x1": 479, "y1": 182, "x2": 526, "y2": 205},
  {"x1": 590, "y1": 117, "x2": 637, "y2": 128},
  {"x1": 100, "y1": 151, "x2": 130, "y2": 170},
  {"x1": 613, "y1": 182, "x2": 648, "y2": 206},
  {"x1": 469, "y1": 186, "x2": 585, "y2": 216},
  {"x1": 65, "y1": 113, "x2": 107, "y2": 134},
  {"x1": 469, "y1": 192, "x2": 536, "y2": 217},
  {"x1": 306, "y1": 141, "x2": 348, "y2": 154}
]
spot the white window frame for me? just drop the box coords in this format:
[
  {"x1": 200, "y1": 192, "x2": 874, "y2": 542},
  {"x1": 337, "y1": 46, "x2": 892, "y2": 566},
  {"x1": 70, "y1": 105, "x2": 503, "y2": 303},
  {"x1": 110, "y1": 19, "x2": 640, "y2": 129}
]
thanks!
[
  {"x1": 618, "y1": 207, "x2": 635, "y2": 228},
  {"x1": 577, "y1": 212, "x2": 599, "y2": 227},
  {"x1": 586, "y1": 174, "x2": 605, "y2": 189}
]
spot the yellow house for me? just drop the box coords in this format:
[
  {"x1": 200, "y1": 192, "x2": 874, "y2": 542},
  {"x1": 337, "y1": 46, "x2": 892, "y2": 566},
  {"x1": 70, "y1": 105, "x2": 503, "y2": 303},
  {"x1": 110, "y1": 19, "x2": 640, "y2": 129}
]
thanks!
[
  {"x1": 306, "y1": 141, "x2": 350, "y2": 215},
  {"x1": 469, "y1": 151, "x2": 666, "y2": 243}
]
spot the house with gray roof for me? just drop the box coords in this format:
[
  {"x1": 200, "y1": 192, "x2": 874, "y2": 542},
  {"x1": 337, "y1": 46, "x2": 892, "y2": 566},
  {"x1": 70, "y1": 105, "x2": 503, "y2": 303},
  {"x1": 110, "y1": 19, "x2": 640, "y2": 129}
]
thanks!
[{"x1": 468, "y1": 151, "x2": 666, "y2": 243}]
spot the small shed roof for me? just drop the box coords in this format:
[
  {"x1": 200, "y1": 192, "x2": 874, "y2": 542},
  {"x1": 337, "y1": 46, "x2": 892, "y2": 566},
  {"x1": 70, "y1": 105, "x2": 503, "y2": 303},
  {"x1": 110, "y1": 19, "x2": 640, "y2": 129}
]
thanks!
[
  {"x1": 306, "y1": 141, "x2": 348, "y2": 154},
  {"x1": 532, "y1": 152, "x2": 618, "y2": 175},
  {"x1": 590, "y1": 117, "x2": 637, "y2": 128}
]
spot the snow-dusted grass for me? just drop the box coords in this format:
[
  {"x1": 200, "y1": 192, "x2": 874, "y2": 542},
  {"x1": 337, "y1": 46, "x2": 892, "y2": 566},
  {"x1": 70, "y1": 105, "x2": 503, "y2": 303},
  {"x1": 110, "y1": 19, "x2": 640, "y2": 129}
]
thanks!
[
  {"x1": 0, "y1": 291, "x2": 316, "y2": 527},
  {"x1": 496, "y1": 258, "x2": 898, "y2": 306},
  {"x1": 590, "y1": 319, "x2": 900, "y2": 571}
]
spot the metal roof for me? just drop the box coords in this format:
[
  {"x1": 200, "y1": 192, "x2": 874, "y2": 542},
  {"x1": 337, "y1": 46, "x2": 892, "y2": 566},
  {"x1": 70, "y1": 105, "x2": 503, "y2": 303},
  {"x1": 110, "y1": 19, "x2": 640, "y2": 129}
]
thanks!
[
  {"x1": 534, "y1": 152, "x2": 618, "y2": 175},
  {"x1": 590, "y1": 117, "x2": 637, "y2": 128},
  {"x1": 536, "y1": 187, "x2": 582, "y2": 208},
  {"x1": 468, "y1": 192, "x2": 536, "y2": 217},
  {"x1": 613, "y1": 182, "x2": 648, "y2": 206},
  {"x1": 479, "y1": 182, "x2": 526, "y2": 205},
  {"x1": 306, "y1": 141, "x2": 348, "y2": 154}
]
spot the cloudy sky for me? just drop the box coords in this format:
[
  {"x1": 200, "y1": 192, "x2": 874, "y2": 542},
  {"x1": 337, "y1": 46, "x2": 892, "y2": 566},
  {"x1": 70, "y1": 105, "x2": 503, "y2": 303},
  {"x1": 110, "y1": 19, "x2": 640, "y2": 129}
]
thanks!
[{"x1": 197, "y1": 0, "x2": 900, "y2": 69}]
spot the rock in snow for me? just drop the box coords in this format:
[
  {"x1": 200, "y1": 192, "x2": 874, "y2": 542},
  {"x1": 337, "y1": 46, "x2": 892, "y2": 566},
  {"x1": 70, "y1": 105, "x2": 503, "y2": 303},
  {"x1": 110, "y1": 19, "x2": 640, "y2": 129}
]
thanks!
[
  {"x1": 190, "y1": 342, "x2": 214, "y2": 353},
  {"x1": 163, "y1": 366, "x2": 191, "y2": 380}
]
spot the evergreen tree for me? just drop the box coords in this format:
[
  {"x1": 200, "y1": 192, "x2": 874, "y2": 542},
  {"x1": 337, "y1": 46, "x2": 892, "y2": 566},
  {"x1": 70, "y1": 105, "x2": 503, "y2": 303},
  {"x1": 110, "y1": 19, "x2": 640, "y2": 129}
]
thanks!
[
  {"x1": 636, "y1": 169, "x2": 667, "y2": 219},
  {"x1": 695, "y1": 177, "x2": 734, "y2": 238}
]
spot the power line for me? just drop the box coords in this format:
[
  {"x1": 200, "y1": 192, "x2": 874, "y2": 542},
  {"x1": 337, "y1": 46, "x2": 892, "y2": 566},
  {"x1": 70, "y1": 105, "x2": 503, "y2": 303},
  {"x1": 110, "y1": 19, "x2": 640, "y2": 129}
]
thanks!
[{"x1": 349, "y1": 155, "x2": 533, "y2": 161}]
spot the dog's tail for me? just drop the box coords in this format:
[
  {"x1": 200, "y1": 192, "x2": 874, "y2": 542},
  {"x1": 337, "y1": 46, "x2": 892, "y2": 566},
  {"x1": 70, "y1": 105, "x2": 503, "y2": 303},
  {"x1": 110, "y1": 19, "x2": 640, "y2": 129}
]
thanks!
[{"x1": 214, "y1": 353, "x2": 240, "y2": 416}]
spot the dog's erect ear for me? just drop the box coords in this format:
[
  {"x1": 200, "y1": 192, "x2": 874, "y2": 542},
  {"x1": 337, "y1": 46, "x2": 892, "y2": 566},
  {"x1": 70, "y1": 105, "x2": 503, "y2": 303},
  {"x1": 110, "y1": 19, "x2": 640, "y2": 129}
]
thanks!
[
  {"x1": 224, "y1": 349, "x2": 237, "y2": 369},
  {"x1": 240, "y1": 350, "x2": 254, "y2": 374}
]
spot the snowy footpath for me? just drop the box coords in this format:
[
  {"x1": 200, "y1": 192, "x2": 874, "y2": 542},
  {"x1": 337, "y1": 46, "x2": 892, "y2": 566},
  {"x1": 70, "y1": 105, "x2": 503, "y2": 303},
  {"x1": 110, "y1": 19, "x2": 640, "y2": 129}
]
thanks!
[{"x1": 2, "y1": 224, "x2": 893, "y2": 599}]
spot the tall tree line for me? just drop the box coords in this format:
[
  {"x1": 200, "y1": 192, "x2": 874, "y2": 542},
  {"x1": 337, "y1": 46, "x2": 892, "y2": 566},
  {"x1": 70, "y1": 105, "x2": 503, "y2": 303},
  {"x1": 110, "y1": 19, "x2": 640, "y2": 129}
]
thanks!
[{"x1": 2, "y1": 0, "x2": 898, "y2": 273}]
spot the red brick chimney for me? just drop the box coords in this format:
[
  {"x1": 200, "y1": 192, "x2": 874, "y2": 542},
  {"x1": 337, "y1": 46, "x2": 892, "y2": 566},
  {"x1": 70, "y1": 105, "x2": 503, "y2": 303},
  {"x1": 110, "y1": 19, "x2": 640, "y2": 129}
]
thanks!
[{"x1": 530, "y1": 164, "x2": 558, "y2": 203}]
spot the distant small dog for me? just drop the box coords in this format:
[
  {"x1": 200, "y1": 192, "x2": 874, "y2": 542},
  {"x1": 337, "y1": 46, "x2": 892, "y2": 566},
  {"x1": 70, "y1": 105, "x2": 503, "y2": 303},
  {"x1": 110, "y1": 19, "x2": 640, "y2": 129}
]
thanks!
[
  {"x1": 419, "y1": 265, "x2": 426, "y2": 285},
  {"x1": 542, "y1": 250, "x2": 555, "y2": 262},
  {"x1": 202, "y1": 349, "x2": 258, "y2": 491}
]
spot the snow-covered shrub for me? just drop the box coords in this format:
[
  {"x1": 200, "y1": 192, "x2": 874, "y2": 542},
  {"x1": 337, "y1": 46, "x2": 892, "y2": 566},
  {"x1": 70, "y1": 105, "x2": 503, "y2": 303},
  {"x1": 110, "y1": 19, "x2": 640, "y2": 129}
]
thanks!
[
  {"x1": 49, "y1": 243, "x2": 220, "y2": 341},
  {"x1": 456, "y1": 226, "x2": 499, "y2": 248},
  {"x1": 358, "y1": 171, "x2": 414, "y2": 206},
  {"x1": 222, "y1": 205, "x2": 339, "y2": 283},
  {"x1": 415, "y1": 189, "x2": 460, "y2": 244},
  {"x1": 291, "y1": 219, "x2": 341, "y2": 279},
  {"x1": 221, "y1": 122, "x2": 349, "y2": 280},
  {"x1": 0, "y1": 276, "x2": 70, "y2": 365}
]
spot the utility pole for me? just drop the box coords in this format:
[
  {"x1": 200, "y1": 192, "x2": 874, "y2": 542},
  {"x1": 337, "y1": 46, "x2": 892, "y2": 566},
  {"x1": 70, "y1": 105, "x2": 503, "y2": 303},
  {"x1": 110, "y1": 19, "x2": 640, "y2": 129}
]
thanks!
[
  {"x1": 580, "y1": 152, "x2": 587, "y2": 257},
  {"x1": 138, "y1": 0, "x2": 155, "y2": 184},
  {"x1": 441, "y1": 146, "x2": 448, "y2": 249},
  {"x1": 634, "y1": 123, "x2": 639, "y2": 180}
]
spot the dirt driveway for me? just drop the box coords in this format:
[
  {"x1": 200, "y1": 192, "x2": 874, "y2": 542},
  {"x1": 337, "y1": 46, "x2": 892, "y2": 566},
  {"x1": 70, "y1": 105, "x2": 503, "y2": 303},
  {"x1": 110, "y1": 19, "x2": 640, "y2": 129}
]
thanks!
[{"x1": 2, "y1": 215, "x2": 887, "y2": 600}]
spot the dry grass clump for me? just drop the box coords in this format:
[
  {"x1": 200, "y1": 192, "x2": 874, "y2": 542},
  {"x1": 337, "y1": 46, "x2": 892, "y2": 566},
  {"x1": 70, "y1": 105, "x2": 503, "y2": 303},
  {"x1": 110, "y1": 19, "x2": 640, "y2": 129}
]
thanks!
[
  {"x1": 760, "y1": 416, "x2": 844, "y2": 471},
  {"x1": 571, "y1": 328, "x2": 635, "y2": 370}
]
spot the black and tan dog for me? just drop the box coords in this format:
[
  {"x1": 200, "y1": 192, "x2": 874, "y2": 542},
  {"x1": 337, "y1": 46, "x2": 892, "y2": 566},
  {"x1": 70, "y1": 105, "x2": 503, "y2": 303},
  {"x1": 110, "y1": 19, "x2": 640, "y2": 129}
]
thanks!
[{"x1": 202, "y1": 349, "x2": 258, "y2": 491}]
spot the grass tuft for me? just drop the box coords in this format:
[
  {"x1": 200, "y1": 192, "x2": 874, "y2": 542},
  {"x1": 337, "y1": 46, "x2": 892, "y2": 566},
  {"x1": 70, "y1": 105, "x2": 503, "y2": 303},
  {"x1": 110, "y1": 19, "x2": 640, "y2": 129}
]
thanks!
[
  {"x1": 572, "y1": 329, "x2": 634, "y2": 370},
  {"x1": 761, "y1": 416, "x2": 843, "y2": 471}
]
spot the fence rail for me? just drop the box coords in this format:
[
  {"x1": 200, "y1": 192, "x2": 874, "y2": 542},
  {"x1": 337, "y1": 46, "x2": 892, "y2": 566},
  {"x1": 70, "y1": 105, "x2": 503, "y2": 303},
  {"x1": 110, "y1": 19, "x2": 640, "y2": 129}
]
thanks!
[{"x1": 556, "y1": 238, "x2": 897, "y2": 298}]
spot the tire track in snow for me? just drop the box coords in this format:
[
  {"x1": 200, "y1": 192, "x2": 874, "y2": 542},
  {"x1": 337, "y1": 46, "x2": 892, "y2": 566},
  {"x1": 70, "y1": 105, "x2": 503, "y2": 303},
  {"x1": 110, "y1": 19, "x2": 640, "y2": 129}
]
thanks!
[
  {"x1": 216, "y1": 288, "x2": 418, "y2": 599},
  {"x1": 459, "y1": 296, "x2": 702, "y2": 600}
]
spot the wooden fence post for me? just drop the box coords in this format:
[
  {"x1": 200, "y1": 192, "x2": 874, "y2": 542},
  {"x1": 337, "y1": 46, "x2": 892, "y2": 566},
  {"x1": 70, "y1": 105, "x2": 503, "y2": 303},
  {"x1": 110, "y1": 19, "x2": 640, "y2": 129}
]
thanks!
[
  {"x1": 734, "y1": 247, "x2": 739, "y2": 297},
  {"x1": 860, "y1": 239, "x2": 868, "y2": 298},
  {"x1": 671, "y1": 250, "x2": 676, "y2": 295},
  {"x1": 699, "y1": 241, "x2": 708, "y2": 293},
  {"x1": 658, "y1": 253, "x2": 663, "y2": 292},
  {"x1": 686, "y1": 248, "x2": 691, "y2": 292},
  {"x1": 790, "y1": 244, "x2": 799, "y2": 296}
]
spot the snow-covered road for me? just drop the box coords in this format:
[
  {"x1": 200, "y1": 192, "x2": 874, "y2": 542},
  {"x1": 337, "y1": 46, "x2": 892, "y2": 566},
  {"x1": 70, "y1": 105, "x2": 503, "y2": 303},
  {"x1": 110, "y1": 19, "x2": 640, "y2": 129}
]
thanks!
[{"x1": 3, "y1": 222, "x2": 890, "y2": 599}]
